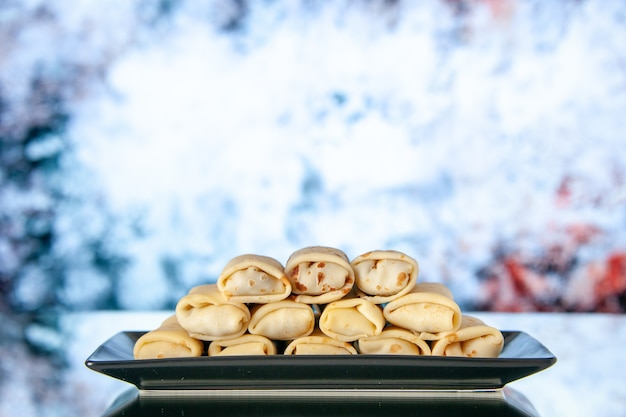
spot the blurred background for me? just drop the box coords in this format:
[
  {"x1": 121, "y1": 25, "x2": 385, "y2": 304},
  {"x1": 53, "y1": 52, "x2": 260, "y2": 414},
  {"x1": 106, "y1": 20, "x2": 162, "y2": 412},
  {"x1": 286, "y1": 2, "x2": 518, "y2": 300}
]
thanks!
[{"x1": 1, "y1": 0, "x2": 625, "y2": 414}]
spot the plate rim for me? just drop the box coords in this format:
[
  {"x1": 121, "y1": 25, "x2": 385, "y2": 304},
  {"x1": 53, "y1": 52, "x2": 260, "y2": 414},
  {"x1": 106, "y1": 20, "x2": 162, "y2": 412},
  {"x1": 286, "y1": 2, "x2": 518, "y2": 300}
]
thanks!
[{"x1": 85, "y1": 330, "x2": 557, "y2": 391}]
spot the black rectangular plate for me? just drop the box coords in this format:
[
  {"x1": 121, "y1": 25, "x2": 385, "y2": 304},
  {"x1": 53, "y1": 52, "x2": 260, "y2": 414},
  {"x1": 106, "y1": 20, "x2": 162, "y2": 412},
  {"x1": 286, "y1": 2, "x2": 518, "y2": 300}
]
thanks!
[{"x1": 85, "y1": 331, "x2": 556, "y2": 390}]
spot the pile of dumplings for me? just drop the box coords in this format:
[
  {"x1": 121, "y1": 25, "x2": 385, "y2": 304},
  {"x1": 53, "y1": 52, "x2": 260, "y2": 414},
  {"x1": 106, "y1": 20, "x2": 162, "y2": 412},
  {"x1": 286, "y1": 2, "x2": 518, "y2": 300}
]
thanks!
[{"x1": 133, "y1": 246, "x2": 504, "y2": 359}]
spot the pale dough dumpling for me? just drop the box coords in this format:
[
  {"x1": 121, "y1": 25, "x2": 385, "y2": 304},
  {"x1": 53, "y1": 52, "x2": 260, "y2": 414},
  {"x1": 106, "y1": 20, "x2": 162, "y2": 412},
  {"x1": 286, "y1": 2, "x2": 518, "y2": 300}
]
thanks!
[
  {"x1": 383, "y1": 282, "x2": 462, "y2": 340},
  {"x1": 357, "y1": 326, "x2": 431, "y2": 355},
  {"x1": 133, "y1": 315, "x2": 204, "y2": 359},
  {"x1": 175, "y1": 284, "x2": 251, "y2": 341},
  {"x1": 319, "y1": 297, "x2": 385, "y2": 342},
  {"x1": 208, "y1": 334, "x2": 277, "y2": 356},
  {"x1": 217, "y1": 254, "x2": 291, "y2": 303},
  {"x1": 284, "y1": 330, "x2": 358, "y2": 355},
  {"x1": 284, "y1": 246, "x2": 355, "y2": 304},
  {"x1": 352, "y1": 250, "x2": 419, "y2": 304},
  {"x1": 431, "y1": 315, "x2": 504, "y2": 358},
  {"x1": 248, "y1": 300, "x2": 316, "y2": 340}
]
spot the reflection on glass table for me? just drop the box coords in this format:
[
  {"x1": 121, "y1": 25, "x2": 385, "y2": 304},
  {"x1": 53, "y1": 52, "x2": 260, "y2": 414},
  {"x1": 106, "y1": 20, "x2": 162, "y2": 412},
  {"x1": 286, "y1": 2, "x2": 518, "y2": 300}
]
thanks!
[{"x1": 103, "y1": 387, "x2": 540, "y2": 417}]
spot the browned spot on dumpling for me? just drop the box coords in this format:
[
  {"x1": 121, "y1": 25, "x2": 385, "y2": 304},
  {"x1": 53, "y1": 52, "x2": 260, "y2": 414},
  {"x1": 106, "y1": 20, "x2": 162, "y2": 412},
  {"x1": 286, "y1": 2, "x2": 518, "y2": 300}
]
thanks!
[
  {"x1": 390, "y1": 343, "x2": 402, "y2": 353},
  {"x1": 318, "y1": 262, "x2": 326, "y2": 268},
  {"x1": 294, "y1": 282, "x2": 308, "y2": 292},
  {"x1": 396, "y1": 272, "x2": 407, "y2": 287},
  {"x1": 248, "y1": 279, "x2": 256, "y2": 287},
  {"x1": 317, "y1": 271, "x2": 325, "y2": 285},
  {"x1": 290, "y1": 265, "x2": 300, "y2": 278}
]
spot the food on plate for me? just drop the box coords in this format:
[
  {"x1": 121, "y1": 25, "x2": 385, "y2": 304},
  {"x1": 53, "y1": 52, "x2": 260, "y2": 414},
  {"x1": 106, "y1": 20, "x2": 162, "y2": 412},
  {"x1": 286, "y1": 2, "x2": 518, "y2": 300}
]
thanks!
[
  {"x1": 283, "y1": 330, "x2": 358, "y2": 355},
  {"x1": 133, "y1": 315, "x2": 204, "y2": 359},
  {"x1": 175, "y1": 284, "x2": 251, "y2": 341},
  {"x1": 430, "y1": 315, "x2": 504, "y2": 358},
  {"x1": 208, "y1": 334, "x2": 277, "y2": 356},
  {"x1": 284, "y1": 246, "x2": 355, "y2": 304},
  {"x1": 351, "y1": 250, "x2": 419, "y2": 304},
  {"x1": 217, "y1": 254, "x2": 291, "y2": 303},
  {"x1": 125, "y1": 247, "x2": 506, "y2": 359},
  {"x1": 318, "y1": 297, "x2": 385, "y2": 342},
  {"x1": 383, "y1": 282, "x2": 462, "y2": 340},
  {"x1": 356, "y1": 326, "x2": 431, "y2": 355},
  {"x1": 248, "y1": 300, "x2": 316, "y2": 340}
]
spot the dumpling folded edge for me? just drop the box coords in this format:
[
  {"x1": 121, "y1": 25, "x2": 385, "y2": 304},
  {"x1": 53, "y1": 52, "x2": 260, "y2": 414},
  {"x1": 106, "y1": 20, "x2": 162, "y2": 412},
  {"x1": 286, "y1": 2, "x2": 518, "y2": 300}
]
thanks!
[
  {"x1": 133, "y1": 315, "x2": 204, "y2": 359},
  {"x1": 351, "y1": 249, "x2": 419, "y2": 304},
  {"x1": 217, "y1": 254, "x2": 292, "y2": 303},
  {"x1": 284, "y1": 246, "x2": 355, "y2": 304},
  {"x1": 430, "y1": 315, "x2": 504, "y2": 357},
  {"x1": 175, "y1": 284, "x2": 251, "y2": 341}
]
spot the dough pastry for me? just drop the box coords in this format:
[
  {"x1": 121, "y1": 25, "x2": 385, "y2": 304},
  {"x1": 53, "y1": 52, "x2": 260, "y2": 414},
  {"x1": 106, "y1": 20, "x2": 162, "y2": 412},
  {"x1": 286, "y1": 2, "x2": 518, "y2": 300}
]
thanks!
[
  {"x1": 430, "y1": 315, "x2": 504, "y2": 358},
  {"x1": 357, "y1": 326, "x2": 431, "y2": 355},
  {"x1": 284, "y1": 330, "x2": 358, "y2": 355},
  {"x1": 284, "y1": 246, "x2": 355, "y2": 304},
  {"x1": 175, "y1": 284, "x2": 251, "y2": 341},
  {"x1": 383, "y1": 282, "x2": 462, "y2": 340},
  {"x1": 351, "y1": 250, "x2": 419, "y2": 304},
  {"x1": 217, "y1": 254, "x2": 291, "y2": 303},
  {"x1": 319, "y1": 297, "x2": 385, "y2": 342},
  {"x1": 248, "y1": 300, "x2": 316, "y2": 340},
  {"x1": 133, "y1": 315, "x2": 204, "y2": 359},
  {"x1": 208, "y1": 334, "x2": 277, "y2": 356}
]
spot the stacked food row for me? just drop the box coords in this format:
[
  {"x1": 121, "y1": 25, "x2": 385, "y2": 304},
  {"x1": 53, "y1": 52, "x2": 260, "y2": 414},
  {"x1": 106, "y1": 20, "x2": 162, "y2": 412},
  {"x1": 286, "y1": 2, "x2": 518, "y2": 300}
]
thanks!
[{"x1": 133, "y1": 246, "x2": 504, "y2": 359}]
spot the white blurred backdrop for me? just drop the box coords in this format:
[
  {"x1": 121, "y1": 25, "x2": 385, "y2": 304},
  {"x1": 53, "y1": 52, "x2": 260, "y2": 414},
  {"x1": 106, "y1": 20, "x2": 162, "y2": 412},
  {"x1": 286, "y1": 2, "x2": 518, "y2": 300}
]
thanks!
[
  {"x1": 2, "y1": 1, "x2": 626, "y2": 416},
  {"x1": 1, "y1": 0, "x2": 625, "y2": 314}
]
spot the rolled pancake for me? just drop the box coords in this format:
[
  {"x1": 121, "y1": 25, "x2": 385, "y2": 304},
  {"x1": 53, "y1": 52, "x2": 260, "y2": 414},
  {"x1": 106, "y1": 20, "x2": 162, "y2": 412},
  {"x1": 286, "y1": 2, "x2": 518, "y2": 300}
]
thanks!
[
  {"x1": 284, "y1": 330, "x2": 358, "y2": 355},
  {"x1": 175, "y1": 284, "x2": 251, "y2": 341},
  {"x1": 319, "y1": 297, "x2": 385, "y2": 342},
  {"x1": 383, "y1": 282, "x2": 462, "y2": 340},
  {"x1": 431, "y1": 315, "x2": 504, "y2": 358},
  {"x1": 133, "y1": 315, "x2": 204, "y2": 359},
  {"x1": 284, "y1": 246, "x2": 355, "y2": 304},
  {"x1": 351, "y1": 250, "x2": 419, "y2": 304},
  {"x1": 357, "y1": 326, "x2": 431, "y2": 355},
  {"x1": 217, "y1": 254, "x2": 291, "y2": 303},
  {"x1": 208, "y1": 334, "x2": 277, "y2": 356},
  {"x1": 248, "y1": 300, "x2": 316, "y2": 340}
]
